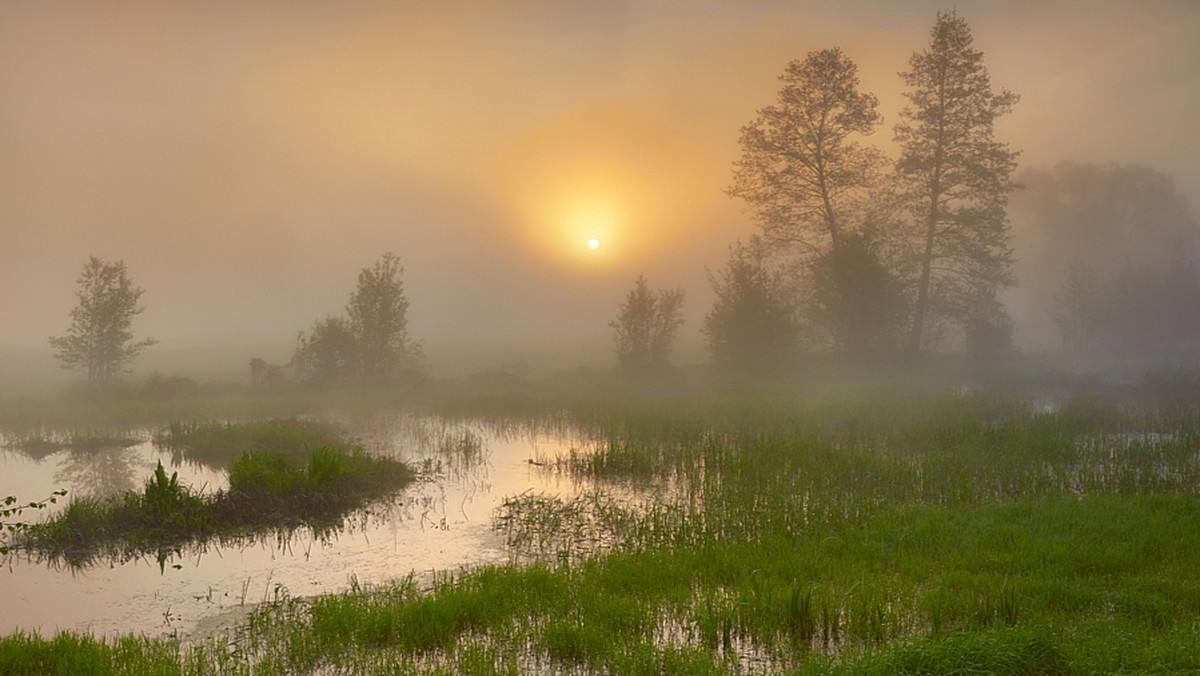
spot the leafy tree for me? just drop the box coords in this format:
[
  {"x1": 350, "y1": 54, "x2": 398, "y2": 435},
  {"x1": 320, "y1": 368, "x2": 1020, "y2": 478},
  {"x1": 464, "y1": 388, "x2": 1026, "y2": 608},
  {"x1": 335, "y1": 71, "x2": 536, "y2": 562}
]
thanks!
[
  {"x1": 1044, "y1": 247, "x2": 1200, "y2": 371},
  {"x1": 895, "y1": 10, "x2": 1020, "y2": 353},
  {"x1": 1010, "y1": 162, "x2": 1199, "y2": 346},
  {"x1": 729, "y1": 47, "x2": 884, "y2": 259},
  {"x1": 293, "y1": 317, "x2": 360, "y2": 386},
  {"x1": 49, "y1": 256, "x2": 157, "y2": 383},
  {"x1": 807, "y1": 233, "x2": 904, "y2": 356},
  {"x1": 730, "y1": 48, "x2": 895, "y2": 354},
  {"x1": 609, "y1": 275, "x2": 686, "y2": 373},
  {"x1": 347, "y1": 252, "x2": 419, "y2": 385},
  {"x1": 292, "y1": 252, "x2": 423, "y2": 387},
  {"x1": 1050, "y1": 265, "x2": 1106, "y2": 356},
  {"x1": 1062, "y1": 255, "x2": 1200, "y2": 370},
  {"x1": 964, "y1": 293, "x2": 1014, "y2": 365},
  {"x1": 703, "y1": 242, "x2": 798, "y2": 371}
]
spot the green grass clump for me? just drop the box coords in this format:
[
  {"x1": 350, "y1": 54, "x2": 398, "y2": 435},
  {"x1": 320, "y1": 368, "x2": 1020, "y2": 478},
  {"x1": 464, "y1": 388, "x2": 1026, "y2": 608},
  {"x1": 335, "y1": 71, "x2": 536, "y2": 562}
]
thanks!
[
  {"x1": 221, "y1": 445, "x2": 411, "y2": 527},
  {"x1": 850, "y1": 628, "x2": 1072, "y2": 676},
  {"x1": 0, "y1": 631, "x2": 184, "y2": 676},
  {"x1": 19, "y1": 422, "x2": 413, "y2": 567},
  {"x1": 24, "y1": 462, "x2": 211, "y2": 566},
  {"x1": 154, "y1": 419, "x2": 344, "y2": 470}
]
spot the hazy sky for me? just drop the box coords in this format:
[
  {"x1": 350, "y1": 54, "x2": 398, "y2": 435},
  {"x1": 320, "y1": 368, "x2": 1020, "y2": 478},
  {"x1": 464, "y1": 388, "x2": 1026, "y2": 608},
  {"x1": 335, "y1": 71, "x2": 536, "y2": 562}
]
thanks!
[{"x1": 2, "y1": 0, "x2": 1197, "y2": 376}]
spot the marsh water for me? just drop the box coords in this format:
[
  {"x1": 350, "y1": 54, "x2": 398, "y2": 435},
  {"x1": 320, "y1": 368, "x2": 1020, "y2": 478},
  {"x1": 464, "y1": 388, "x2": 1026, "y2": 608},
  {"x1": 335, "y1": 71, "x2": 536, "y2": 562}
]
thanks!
[{"x1": 0, "y1": 415, "x2": 593, "y2": 639}]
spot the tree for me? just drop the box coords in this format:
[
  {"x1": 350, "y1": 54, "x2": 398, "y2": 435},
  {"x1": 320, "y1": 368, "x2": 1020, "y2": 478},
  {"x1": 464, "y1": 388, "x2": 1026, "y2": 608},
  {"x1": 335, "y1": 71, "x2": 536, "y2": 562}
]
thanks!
[
  {"x1": 49, "y1": 256, "x2": 156, "y2": 383},
  {"x1": 293, "y1": 316, "x2": 360, "y2": 386},
  {"x1": 609, "y1": 275, "x2": 686, "y2": 373},
  {"x1": 347, "y1": 252, "x2": 418, "y2": 385},
  {"x1": 1049, "y1": 264, "x2": 1105, "y2": 357},
  {"x1": 290, "y1": 252, "x2": 424, "y2": 387},
  {"x1": 1009, "y1": 163, "x2": 1199, "y2": 345},
  {"x1": 1050, "y1": 255, "x2": 1200, "y2": 371},
  {"x1": 807, "y1": 233, "x2": 904, "y2": 356},
  {"x1": 895, "y1": 10, "x2": 1020, "y2": 353},
  {"x1": 703, "y1": 242, "x2": 798, "y2": 371},
  {"x1": 729, "y1": 48, "x2": 884, "y2": 260}
]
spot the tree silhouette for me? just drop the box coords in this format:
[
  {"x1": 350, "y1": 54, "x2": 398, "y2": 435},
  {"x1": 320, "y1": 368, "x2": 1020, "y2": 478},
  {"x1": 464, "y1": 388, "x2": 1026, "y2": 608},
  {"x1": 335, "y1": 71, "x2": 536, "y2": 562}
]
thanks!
[
  {"x1": 610, "y1": 275, "x2": 686, "y2": 373},
  {"x1": 729, "y1": 48, "x2": 884, "y2": 260},
  {"x1": 293, "y1": 316, "x2": 360, "y2": 386},
  {"x1": 729, "y1": 48, "x2": 892, "y2": 354},
  {"x1": 292, "y1": 252, "x2": 423, "y2": 387},
  {"x1": 49, "y1": 256, "x2": 156, "y2": 383},
  {"x1": 808, "y1": 233, "x2": 904, "y2": 356},
  {"x1": 348, "y1": 252, "x2": 418, "y2": 385},
  {"x1": 703, "y1": 243, "x2": 798, "y2": 371},
  {"x1": 895, "y1": 11, "x2": 1020, "y2": 353}
]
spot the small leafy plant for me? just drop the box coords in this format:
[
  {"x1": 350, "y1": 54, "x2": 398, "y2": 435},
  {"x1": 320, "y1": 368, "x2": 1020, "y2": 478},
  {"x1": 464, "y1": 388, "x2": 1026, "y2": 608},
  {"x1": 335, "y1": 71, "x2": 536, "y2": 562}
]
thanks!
[{"x1": 1, "y1": 490, "x2": 67, "y2": 555}]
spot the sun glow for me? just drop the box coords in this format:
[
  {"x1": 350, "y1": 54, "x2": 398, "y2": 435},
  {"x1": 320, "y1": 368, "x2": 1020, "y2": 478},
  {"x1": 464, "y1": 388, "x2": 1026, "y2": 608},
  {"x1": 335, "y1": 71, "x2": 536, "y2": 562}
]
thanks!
[{"x1": 485, "y1": 103, "x2": 720, "y2": 271}]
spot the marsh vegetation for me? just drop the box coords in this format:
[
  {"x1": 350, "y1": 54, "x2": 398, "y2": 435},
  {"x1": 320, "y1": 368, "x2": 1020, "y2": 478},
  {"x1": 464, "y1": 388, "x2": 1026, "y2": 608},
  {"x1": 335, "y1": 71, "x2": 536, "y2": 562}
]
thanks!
[
  {"x1": 8, "y1": 421, "x2": 413, "y2": 569},
  {"x1": 2, "y1": 376, "x2": 1199, "y2": 674}
]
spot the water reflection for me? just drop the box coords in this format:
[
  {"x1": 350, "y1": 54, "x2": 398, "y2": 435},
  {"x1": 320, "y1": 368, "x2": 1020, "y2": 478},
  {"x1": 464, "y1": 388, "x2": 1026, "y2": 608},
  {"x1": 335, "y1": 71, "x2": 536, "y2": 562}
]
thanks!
[
  {"x1": 53, "y1": 446, "x2": 143, "y2": 498},
  {"x1": 0, "y1": 414, "x2": 594, "y2": 638}
]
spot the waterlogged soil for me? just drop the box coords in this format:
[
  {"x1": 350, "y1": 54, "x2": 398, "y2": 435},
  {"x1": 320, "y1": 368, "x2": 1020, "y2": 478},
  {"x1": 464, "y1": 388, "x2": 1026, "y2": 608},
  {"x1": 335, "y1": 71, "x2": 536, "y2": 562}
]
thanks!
[{"x1": 0, "y1": 415, "x2": 593, "y2": 639}]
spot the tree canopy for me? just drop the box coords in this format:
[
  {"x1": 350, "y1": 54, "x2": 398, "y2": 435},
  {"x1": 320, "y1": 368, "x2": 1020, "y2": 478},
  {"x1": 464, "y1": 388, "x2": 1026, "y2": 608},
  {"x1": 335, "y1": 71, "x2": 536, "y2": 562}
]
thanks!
[
  {"x1": 729, "y1": 47, "x2": 884, "y2": 261},
  {"x1": 703, "y1": 243, "x2": 798, "y2": 372},
  {"x1": 610, "y1": 275, "x2": 686, "y2": 374},
  {"x1": 49, "y1": 256, "x2": 157, "y2": 384},
  {"x1": 894, "y1": 10, "x2": 1020, "y2": 353},
  {"x1": 293, "y1": 252, "x2": 423, "y2": 387},
  {"x1": 348, "y1": 252, "x2": 418, "y2": 385}
]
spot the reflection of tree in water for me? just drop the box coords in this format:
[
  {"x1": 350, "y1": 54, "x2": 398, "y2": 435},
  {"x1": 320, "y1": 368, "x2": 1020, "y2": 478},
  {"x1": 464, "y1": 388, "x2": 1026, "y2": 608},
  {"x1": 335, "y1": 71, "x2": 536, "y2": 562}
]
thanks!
[{"x1": 54, "y1": 446, "x2": 144, "y2": 498}]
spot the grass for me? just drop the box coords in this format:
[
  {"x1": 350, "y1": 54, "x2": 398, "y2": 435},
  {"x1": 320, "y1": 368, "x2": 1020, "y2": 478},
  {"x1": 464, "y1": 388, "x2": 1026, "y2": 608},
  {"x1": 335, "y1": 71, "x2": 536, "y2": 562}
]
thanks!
[
  {"x1": 16, "y1": 421, "x2": 413, "y2": 568},
  {"x1": 153, "y1": 418, "x2": 346, "y2": 469},
  {"x1": 7, "y1": 493, "x2": 1199, "y2": 673},
  {"x1": 4, "y1": 384, "x2": 1200, "y2": 673}
]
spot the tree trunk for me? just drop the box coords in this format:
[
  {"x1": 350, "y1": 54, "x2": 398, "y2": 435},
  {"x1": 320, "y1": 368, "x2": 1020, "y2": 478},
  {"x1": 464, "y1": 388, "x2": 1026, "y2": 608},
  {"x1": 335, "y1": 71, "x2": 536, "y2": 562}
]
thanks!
[{"x1": 907, "y1": 206, "x2": 939, "y2": 354}]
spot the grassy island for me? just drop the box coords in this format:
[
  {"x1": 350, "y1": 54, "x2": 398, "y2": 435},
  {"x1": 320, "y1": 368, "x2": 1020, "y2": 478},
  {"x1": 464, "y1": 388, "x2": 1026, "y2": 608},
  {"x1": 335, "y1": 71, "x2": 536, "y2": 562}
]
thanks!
[{"x1": 16, "y1": 420, "x2": 413, "y2": 568}]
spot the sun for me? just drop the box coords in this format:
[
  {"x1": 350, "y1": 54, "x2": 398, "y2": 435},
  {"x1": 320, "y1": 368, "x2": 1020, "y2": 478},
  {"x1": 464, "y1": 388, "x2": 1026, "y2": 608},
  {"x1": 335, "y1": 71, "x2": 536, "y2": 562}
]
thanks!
[{"x1": 587, "y1": 237, "x2": 600, "y2": 250}]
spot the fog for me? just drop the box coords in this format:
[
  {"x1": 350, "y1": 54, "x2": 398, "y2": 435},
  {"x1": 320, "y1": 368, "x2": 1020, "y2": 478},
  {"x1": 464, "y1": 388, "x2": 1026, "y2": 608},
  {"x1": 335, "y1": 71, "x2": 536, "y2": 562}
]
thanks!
[{"x1": 2, "y1": 0, "x2": 1197, "y2": 383}]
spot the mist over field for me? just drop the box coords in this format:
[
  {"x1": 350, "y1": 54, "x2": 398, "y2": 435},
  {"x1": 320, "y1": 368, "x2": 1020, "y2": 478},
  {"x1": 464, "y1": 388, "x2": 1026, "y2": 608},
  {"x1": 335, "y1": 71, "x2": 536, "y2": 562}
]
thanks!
[
  {"x1": 7, "y1": 6, "x2": 1200, "y2": 670},
  {"x1": 2, "y1": 0, "x2": 1198, "y2": 387}
]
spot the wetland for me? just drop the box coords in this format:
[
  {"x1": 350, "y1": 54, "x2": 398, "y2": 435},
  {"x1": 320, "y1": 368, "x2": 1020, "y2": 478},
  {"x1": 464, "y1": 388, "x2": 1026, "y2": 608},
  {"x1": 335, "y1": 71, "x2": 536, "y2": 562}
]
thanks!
[{"x1": 2, "y1": 378, "x2": 1200, "y2": 674}]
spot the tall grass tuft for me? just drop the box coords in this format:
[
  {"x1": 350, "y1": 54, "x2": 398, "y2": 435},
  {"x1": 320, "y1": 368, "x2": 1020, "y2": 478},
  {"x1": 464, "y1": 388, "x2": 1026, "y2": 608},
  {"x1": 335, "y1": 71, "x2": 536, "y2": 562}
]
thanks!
[{"x1": 788, "y1": 585, "x2": 817, "y2": 645}]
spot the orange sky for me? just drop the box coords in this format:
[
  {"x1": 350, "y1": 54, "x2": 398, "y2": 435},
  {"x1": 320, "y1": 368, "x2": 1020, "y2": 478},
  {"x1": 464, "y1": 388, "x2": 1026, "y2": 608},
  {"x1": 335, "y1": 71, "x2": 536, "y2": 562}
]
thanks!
[{"x1": 1, "y1": 0, "x2": 1197, "y2": 377}]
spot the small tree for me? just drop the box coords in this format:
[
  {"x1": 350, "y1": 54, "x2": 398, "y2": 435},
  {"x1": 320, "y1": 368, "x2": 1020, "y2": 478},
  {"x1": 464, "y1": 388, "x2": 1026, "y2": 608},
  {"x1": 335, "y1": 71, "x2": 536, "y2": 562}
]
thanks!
[
  {"x1": 1050, "y1": 265, "x2": 1105, "y2": 357},
  {"x1": 610, "y1": 275, "x2": 686, "y2": 373},
  {"x1": 808, "y1": 233, "x2": 904, "y2": 357},
  {"x1": 49, "y1": 256, "x2": 156, "y2": 383},
  {"x1": 347, "y1": 252, "x2": 417, "y2": 385},
  {"x1": 293, "y1": 317, "x2": 360, "y2": 386},
  {"x1": 703, "y1": 243, "x2": 798, "y2": 372}
]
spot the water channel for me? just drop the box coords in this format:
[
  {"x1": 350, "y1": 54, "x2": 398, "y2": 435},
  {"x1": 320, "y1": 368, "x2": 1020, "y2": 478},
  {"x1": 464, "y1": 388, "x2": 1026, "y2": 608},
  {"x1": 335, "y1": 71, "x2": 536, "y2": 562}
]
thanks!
[{"x1": 0, "y1": 414, "x2": 592, "y2": 640}]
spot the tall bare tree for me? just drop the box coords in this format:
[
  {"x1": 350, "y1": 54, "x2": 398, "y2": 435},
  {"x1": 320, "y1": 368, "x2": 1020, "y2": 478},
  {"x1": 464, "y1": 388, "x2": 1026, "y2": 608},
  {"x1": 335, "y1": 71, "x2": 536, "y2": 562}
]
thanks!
[
  {"x1": 895, "y1": 10, "x2": 1020, "y2": 353},
  {"x1": 49, "y1": 256, "x2": 156, "y2": 383},
  {"x1": 729, "y1": 47, "x2": 884, "y2": 261}
]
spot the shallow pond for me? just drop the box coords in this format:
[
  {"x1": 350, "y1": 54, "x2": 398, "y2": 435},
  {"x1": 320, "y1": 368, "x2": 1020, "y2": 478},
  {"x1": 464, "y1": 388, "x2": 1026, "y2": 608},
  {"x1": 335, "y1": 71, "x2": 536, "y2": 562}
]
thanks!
[{"x1": 0, "y1": 415, "x2": 591, "y2": 640}]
